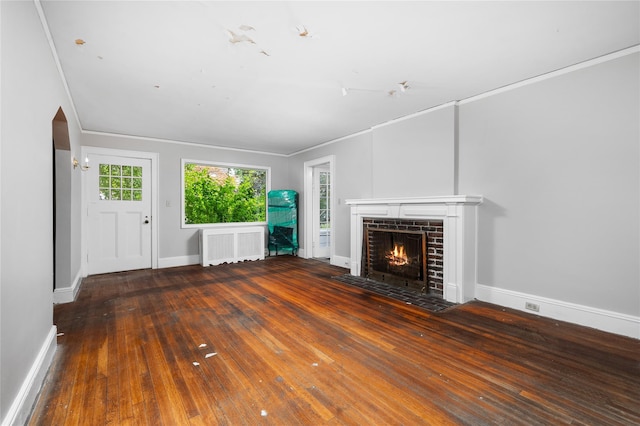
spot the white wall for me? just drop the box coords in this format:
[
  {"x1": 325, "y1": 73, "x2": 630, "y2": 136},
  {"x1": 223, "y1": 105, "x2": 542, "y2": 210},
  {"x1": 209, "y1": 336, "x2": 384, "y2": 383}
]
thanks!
[
  {"x1": 288, "y1": 131, "x2": 373, "y2": 256},
  {"x1": 54, "y1": 144, "x2": 82, "y2": 300},
  {"x1": 55, "y1": 149, "x2": 72, "y2": 290},
  {"x1": 81, "y1": 133, "x2": 291, "y2": 265},
  {"x1": 1, "y1": 1, "x2": 82, "y2": 424},
  {"x1": 371, "y1": 105, "x2": 456, "y2": 198},
  {"x1": 458, "y1": 53, "x2": 639, "y2": 316}
]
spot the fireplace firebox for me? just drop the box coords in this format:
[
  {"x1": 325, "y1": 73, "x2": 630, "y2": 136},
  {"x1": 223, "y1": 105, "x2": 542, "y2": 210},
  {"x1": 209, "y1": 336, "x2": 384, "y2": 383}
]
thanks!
[
  {"x1": 366, "y1": 229, "x2": 427, "y2": 291},
  {"x1": 362, "y1": 218, "x2": 444, "y2": 295}
]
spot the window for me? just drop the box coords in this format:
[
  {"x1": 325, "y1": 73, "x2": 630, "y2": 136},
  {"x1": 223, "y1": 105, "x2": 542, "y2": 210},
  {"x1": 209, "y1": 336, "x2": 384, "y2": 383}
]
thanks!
[
  {"x1": 319, "y1": 170, "x2": 330, "y2": 229},
  {"x1": 99, "y1": 163, "x2": 143, "y2": 201},
  {"x1": 318, "y1": 169, "x2": 331, "y2": 249},
  {"x1": 181, "y1": 159, "x2": 269, "y2": 227}
]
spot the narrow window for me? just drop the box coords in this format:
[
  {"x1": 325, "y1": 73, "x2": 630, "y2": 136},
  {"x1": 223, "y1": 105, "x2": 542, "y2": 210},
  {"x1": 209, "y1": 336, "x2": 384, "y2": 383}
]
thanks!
[{"x1": 318, "y1": 170, "x2": 331, "y2": 248}]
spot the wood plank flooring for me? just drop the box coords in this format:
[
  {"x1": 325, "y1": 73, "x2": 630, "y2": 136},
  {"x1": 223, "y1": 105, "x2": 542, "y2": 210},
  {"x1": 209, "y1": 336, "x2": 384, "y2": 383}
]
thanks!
[{"x1": 29, "y1": 256, "x2": 640, "y2": 425}]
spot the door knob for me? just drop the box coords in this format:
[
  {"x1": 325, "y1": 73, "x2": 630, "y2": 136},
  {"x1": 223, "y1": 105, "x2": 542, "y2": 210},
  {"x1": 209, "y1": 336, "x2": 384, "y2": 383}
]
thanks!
[{"x1": 144, "y1": 216, "x2": 150, "y2": 224}]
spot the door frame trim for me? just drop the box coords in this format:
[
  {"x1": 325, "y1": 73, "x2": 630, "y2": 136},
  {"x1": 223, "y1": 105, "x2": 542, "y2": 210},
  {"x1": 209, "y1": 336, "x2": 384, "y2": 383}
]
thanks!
[
  {"x1": 303, "y1": 155, "x2": 335, "y2": 261},
  {"x1": 81, "y1": 146, "x2": 159, "y2": 276}
]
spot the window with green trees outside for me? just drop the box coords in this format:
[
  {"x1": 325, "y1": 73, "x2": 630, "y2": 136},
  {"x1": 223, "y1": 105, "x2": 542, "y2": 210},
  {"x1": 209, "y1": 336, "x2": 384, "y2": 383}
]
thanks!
[{"x1": 182, "y1": 160, "x2": 269, "y2": 226}]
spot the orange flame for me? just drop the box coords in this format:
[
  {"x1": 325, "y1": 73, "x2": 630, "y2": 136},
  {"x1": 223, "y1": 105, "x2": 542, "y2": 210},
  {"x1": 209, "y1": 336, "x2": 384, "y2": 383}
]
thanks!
[{"x1": 386, "y1": 243, "x2": 408, "y2": 266}]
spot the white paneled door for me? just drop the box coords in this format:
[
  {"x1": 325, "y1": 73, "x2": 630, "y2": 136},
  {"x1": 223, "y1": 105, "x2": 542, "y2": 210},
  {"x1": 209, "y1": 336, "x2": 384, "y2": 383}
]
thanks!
[{"x1": 87, "y1": 154, "x2": 152, "y2": 274}]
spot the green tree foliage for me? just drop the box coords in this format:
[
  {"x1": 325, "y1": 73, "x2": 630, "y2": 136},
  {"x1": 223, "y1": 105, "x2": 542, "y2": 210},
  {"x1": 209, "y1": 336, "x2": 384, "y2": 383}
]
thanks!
[{"x1": 184, "y1": 163, "x2": 266, "y2": 224}]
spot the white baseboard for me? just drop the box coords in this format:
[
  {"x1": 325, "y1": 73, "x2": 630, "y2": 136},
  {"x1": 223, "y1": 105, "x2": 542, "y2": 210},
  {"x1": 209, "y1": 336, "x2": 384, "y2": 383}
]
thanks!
[
  {"x1": 158, "y1": 255, "x2": 200, "y2": 269},
  {"x1": 53, "y1": 269, "x2": 83, "y2": 304},
  {"x1": 331, "y1": 255, "x2": 351, "y2": 269},
  {"x1": 1, "y1": 326, "x2": 57, "y2": 426},
  {"x1": 475, "y1": 284, "x2": 640, "y2": 339},
  {"x1": 297, "y1": 248, "x2": 306, "y2": 258}
]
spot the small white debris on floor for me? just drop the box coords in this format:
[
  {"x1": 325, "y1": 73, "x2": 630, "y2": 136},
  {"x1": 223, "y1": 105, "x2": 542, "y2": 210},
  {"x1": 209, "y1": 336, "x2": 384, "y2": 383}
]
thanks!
[
  {"x1": 260, "y1": 409, "x2": 268, "y2": 417},
  {"x1": 205, "y1": 352, "x2": 217, "y2": 358},
  {"x1": 199, "y1": 343, "x2": 207, "y2": 348},
  {"x1": 312, "y1": 362, "x2": 319, "y2": 367},
  {"x1": 193, "y1": 362, "x2": 200, "y2": 366},
  {"x1": 56, "y1": 332, "x2": 65, "y2": 337}
]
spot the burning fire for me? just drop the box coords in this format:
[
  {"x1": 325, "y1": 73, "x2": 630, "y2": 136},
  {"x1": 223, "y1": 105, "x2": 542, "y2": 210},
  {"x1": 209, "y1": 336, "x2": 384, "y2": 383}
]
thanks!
[{"x1": 386, "y1": 243, "x2": 408, "y2": 266}]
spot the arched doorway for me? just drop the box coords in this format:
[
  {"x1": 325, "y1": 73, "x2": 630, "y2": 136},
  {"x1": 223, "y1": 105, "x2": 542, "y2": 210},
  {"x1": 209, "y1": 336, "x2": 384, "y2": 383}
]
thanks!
[{"x1": 52, "y1": 107, "x2": 71, "y2": 294}]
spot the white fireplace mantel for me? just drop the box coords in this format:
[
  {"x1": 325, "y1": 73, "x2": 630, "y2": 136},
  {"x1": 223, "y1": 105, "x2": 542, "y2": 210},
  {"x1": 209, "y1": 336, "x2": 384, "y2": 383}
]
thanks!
[{"x1": 345, "y1": 195, "x2": 483, "y2": 304}]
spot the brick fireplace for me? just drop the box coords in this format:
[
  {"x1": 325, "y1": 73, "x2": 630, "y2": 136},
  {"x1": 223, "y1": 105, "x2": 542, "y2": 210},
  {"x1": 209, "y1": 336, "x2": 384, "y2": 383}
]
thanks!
[
  {"x1": 346, "y1": 196, "x2": 483, "y2": 304},
  {"x1": 363, "y1": 218, "x2": 444, "y2": 296}
]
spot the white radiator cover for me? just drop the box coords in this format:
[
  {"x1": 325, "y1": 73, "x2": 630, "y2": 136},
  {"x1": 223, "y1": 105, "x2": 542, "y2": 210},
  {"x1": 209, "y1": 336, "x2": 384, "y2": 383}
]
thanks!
[{"x1": 199, "y1": 226, "x2": 265, "y2": 266}]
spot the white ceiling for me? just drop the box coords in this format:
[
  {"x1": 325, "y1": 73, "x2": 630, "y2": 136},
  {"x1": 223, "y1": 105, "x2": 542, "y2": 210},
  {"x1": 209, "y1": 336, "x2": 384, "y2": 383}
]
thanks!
[{"x1": 40, "y1": 1, "x2": 640, "y2": 155}]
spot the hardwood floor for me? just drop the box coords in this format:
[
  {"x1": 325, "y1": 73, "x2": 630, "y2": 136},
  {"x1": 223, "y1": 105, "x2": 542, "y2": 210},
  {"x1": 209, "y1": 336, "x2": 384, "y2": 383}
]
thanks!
[{"x1": 30, "y1": 256, "x2": 639, "y2": 425}]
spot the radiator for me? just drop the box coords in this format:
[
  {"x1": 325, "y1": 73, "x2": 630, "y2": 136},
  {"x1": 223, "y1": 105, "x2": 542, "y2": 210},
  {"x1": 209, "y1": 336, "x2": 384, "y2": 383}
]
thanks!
[{"x1": 199, "y1": 226, "x2": 265, "y2": 266}]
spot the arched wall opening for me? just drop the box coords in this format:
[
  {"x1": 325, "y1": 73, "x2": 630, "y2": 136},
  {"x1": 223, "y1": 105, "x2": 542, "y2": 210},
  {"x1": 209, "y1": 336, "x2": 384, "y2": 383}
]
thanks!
[{"x1": 52, "y1": 107, "x2": 72, "y2": 294}]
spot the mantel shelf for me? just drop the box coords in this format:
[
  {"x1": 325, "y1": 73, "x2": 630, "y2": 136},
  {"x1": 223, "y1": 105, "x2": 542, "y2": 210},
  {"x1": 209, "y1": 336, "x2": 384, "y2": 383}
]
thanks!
[{"x1": 345, "y1": 195, "x2": 483, "y2": 206}]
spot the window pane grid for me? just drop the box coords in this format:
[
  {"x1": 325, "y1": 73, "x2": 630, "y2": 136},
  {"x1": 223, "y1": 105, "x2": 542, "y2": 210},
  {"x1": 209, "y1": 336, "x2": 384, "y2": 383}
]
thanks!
[
  {"x1": 99, "y1": 163, "x2": 143, "y2": 201},
  {"x1": 319, "y1": 171, "x2": 330, "y2": 229}
]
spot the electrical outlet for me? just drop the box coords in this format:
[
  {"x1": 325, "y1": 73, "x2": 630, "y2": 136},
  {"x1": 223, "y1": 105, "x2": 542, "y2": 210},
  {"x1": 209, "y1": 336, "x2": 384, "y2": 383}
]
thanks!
[{"x1": 525, "y1": 302, "x2": 540, "y2": 312}]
